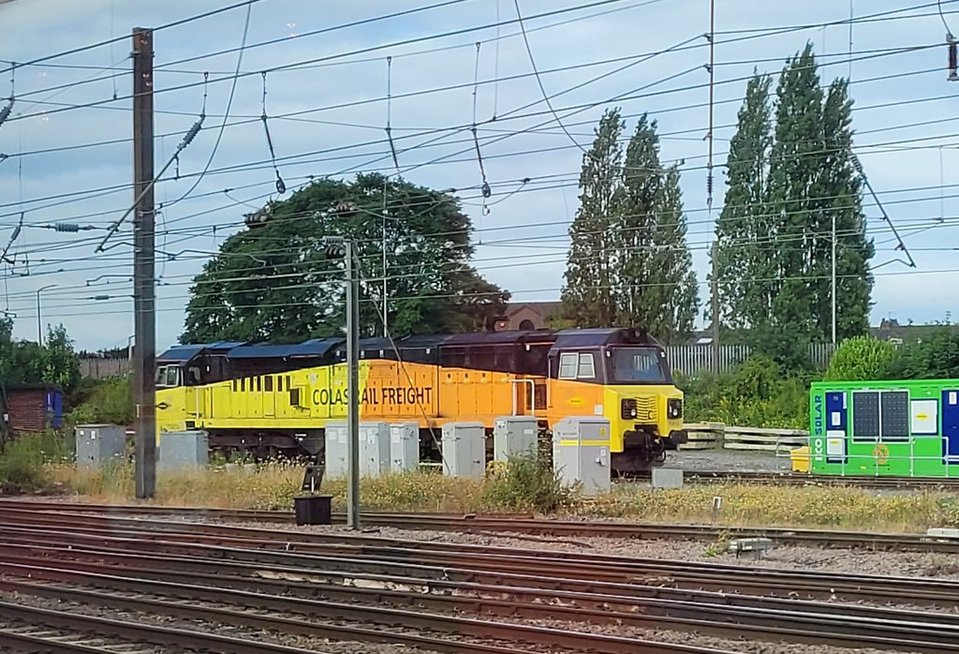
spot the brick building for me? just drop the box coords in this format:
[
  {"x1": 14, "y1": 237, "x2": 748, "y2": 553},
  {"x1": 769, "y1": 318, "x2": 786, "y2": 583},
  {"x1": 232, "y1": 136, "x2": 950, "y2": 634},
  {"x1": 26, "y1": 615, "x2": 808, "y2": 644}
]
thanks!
[
  {"x1": 2, "y1": 384, "x2": 64, "y2": 437},
  {"x1": 492, "y1": 302, "x2": 564, "y2": 332}
]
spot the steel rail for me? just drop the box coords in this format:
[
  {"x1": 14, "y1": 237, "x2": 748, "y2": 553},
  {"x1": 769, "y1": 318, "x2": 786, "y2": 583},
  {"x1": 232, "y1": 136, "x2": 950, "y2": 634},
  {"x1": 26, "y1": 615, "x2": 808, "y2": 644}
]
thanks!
[
  {"x1": 3, "y1": 553, "x2": 959, "y2": 652},
  {"x1": 1, "y1": 499, "x2": 957, "y2": 553},
  {"x1": 1, "y1": 522, "x2": 957, "y2": 610},
  {"x1": 0, "y1": 601, "x2": 333, "y2": 654},
  {"x1": 1, "y1": 510, "x2": 958, "y2": 606},
  {"x1": 0, "y1": 576, "x2": 735, "y2": 654}
]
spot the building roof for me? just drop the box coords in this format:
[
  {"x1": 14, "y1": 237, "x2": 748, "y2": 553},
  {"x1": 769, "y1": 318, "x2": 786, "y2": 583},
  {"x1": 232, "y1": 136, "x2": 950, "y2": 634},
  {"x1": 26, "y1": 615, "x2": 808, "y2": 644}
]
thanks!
[{"x1": 504, "y1": 301, "x2": 563, "y2": 318}]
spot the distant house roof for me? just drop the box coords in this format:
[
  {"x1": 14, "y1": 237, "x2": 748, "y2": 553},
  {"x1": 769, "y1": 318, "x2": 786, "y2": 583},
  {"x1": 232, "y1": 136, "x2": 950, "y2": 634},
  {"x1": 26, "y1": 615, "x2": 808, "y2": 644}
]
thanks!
[{"x1": 504, "y1": 301, "x2": 563, "y2": 318}]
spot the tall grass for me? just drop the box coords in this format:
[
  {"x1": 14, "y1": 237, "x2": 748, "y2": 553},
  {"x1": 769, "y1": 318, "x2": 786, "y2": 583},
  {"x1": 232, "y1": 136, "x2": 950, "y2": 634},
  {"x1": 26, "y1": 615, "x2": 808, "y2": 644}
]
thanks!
[
  {"x1": 0, "y1": 432, "x2": 71, "y2": 494},
  {"x1": 6, "y1": 438, "x2": 959, "y2": 533}
]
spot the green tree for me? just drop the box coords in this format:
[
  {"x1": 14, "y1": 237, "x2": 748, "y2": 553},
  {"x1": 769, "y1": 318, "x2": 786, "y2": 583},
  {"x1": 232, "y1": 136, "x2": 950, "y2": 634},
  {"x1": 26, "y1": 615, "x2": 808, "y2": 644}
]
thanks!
[
  {"x1": 643, "y1": 164, "x2": 699, "y2": 342},
  {"x1": 564, "y1": 111, "x2": 698, "y2": 340},
  {"x1": 884, "y1": 328, "x2": 959, "y2": 380},
  {"x1": 181, "y1": 174, "x2": 509, "y2": 343},
  {"x1": 766, "y1": 42, "x2": 824, "y2": 344},
  {"x1": 824, "y1": 336, "x2": 895, "y2": 381},
  {"x1": 562, "y1": 108, "x2": 624, "y2": 328},
  {"x1": 815, "y1": 78, "x2": 874, "y2": 339},
  {"x1": 616, "y1": 113, "x2": 661, "y2": 328},
  {"x1": 40, "y1": 324, "x2": 81, "y2": 390},
  {"x1": 715, "y1": 72, "x2": 774, "y2": 332}
]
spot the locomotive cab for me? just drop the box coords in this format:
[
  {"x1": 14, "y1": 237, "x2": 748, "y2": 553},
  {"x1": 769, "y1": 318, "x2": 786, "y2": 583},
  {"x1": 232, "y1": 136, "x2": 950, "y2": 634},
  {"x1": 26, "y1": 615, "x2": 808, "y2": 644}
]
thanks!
[{"x1": 547, "y1": 328, "x2": 686, "y2": 473}]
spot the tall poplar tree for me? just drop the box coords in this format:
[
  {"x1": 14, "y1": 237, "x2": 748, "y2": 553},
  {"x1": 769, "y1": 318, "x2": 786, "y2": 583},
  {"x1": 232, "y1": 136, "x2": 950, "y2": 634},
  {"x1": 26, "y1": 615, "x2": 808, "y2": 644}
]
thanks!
[
  {"x1": 816, "y1": 78, "x2": 874, "y2": 339},
  {"x1": 716, "y1": 42, "x2": 874, "y2": 359},
  {"x1": 715, "y1": 73, "x2": 773, "y2": 332},
  {"x1": 617, "y1": 115, "x2": 697, "y2": 342},
  {"x1": 616, "y1": 114, "x2": 662, "y2": 328},
  {"x1": 562, "y1": 108, "x2": 624, "y2": 327},
  {"x1": 766, "y1": 42, "x2": 824, "y2": 342},
  {"x1": 647, "y1": 164, "x2": 699, "y2": 342}
]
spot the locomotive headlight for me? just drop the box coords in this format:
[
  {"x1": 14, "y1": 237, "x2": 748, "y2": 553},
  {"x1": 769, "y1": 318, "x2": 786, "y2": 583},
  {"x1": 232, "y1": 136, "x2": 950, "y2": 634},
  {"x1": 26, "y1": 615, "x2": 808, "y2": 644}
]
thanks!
[
  {"x1": 667, "y1": 398, "x2": 683, "y2": 419},
  {"x1": 621, "y1": 398, "x2": 637, "y2": 420}
]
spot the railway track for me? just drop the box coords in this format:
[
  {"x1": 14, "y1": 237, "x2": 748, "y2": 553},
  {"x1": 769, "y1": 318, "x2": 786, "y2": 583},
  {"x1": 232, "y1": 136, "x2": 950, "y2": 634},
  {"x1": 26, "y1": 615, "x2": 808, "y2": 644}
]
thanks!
[
  {"x1": 635, "y1": 469, "x2": 959, "y2": 489},
  {"x1": 2, "y1": 498, "x2": 957, "y2": 552},
  {"x1": 0, "y1": 501, "x2": 957, "y2": 654}
]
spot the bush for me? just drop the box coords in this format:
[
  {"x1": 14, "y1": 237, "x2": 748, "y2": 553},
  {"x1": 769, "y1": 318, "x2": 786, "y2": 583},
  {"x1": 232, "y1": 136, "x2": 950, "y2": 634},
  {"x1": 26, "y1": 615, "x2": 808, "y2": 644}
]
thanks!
[
  {"x1": 884, "y1": 328, "x2": 959, "y2": 380},
  {"x1": 0, "y1": 432, "x2": 70, "y2": 494},
  {"x1": 481, "y1": 449, "x2": 573, "y2": 513},
  {"x1": 825, "y1": 336, "x2": 896, "y2": 381},
  {"x1": 676, "y1": 355, "x2": 809, "y2": 429},
  {"x1": 67, "y1": 376, "x2": 134, "y2": 427}
]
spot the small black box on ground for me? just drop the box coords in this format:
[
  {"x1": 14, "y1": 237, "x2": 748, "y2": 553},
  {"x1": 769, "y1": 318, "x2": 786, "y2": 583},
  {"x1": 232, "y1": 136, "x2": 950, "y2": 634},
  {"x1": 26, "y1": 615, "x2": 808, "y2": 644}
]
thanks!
[{"x1": 293, "y1": 494, "x2": 332, "y2": 525}]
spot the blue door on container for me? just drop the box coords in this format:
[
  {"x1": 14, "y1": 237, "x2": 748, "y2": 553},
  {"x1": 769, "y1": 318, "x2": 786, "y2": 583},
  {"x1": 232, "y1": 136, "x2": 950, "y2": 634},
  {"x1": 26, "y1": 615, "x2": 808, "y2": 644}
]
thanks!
[{"x1": 943, "y1": 390, "x2": 959, "y2": 461}]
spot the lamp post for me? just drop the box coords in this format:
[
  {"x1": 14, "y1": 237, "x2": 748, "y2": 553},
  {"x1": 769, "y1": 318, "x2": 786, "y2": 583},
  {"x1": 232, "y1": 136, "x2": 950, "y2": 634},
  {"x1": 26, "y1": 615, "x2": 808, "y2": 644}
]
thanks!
[
  {"x1": 322, "y1": 235, "x2": 360, "y2": 530},
  {"x1": 36, "y1": 284, "x2": 56, "y2": 345}
]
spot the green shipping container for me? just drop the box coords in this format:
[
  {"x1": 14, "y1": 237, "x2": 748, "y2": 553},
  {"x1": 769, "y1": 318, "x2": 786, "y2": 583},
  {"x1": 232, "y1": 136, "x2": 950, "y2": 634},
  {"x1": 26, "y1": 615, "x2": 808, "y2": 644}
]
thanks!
[{"x1": 809, "y1": 379, "x2": 959, "y2": 477}]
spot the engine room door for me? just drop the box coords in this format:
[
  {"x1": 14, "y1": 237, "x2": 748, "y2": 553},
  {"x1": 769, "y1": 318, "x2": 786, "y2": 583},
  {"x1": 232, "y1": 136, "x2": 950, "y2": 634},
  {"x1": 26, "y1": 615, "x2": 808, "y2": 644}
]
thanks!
[{"x1": 264, "y1": 375, "x2": 276, "y2": 417}]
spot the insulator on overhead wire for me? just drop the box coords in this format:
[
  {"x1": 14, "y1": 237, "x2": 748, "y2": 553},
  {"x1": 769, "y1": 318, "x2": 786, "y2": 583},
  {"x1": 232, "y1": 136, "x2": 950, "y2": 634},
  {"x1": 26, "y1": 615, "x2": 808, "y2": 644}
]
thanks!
[
  {"x1": 949, "y1": 33, "x2": 958, "y2": 81},
  {"x1": 851, "y1": 154, "x2": 864, "y2": 175},
  {"x1": 178, "y1": 116, "x2": 204, "y2": 151},
  {"x1": 0, "y1": 102, "x2": 11, "y2": 127},
  {"x1": 54, "y1": 223, "x2": 80, "y2": 233}
]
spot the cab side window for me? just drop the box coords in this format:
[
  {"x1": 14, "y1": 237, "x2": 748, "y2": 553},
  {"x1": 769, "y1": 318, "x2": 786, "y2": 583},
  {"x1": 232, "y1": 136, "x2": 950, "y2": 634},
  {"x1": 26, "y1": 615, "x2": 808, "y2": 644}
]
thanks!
[
  {"x1": 558, "y1": 352, "x2": 596, "y2": 380},
  {"x1": 558, "y1": 353, "x2": 578, "y2": 379},
  {"x1": 577, "y1": 352, "x2": 596, "y2": 379}
]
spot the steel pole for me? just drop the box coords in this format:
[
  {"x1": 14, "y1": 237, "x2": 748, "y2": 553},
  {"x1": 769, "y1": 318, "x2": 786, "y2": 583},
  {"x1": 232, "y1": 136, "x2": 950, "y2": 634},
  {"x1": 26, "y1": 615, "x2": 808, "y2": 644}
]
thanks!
[
  {"x1": 831, "y1": 211, "x2": 837, "y2": 345},
  {"x1": 132, "y1": 27, "x2": 157, "y2": 499},
  {"x1": 345, "y1": 240, "x2": 361, "y2": 530}
]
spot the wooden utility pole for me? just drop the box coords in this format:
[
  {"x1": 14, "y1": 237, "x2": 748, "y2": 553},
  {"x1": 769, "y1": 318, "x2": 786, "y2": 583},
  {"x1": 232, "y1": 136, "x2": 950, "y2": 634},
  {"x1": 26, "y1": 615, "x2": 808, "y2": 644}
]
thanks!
[{"x1": 132, "y1": 27, "x2": 156, "y2": 499}]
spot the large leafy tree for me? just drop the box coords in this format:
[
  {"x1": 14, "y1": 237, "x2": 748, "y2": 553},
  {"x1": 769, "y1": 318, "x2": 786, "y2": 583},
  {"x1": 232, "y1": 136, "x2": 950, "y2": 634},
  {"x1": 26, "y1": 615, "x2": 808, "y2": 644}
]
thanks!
[
  {"x1": 617, "y1": 115, "x2": 698, "y2": 342},
  {"x1": 717, "y1": 42, "x2": 873, "y2": 354},
  {"x1": 0, "y1": 318, "x2": 80, "y2": 391},
  {"x1": 816, "y1": 78, "x2": 874, "y2": 338},
  {"x1": 562, "y1": 108, "x2": 624, "y2": 328},
  {"x1": 563, "y1": 109, "x2": 698, "y2": 341},
  {"x1": 181, "y1": 173, "x2": 509, "y2": 343},
  {"x1": 715, "y1": 73, "x2": 774, "y2": 333}
]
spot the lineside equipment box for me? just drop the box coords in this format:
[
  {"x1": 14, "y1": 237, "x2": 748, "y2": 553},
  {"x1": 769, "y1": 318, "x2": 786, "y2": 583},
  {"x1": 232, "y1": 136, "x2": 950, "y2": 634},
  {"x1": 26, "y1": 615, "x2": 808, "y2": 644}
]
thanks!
[
  {"x1": 360, "y1": 422, "x2": 390, "y2": 477},
  {"x1": 441, "y1": 422, "x2": 485, "y2": 479},
  {"x1": 158, "y1": 430, "x2": 209, "y2": 470},
  {"x1": 75, "y1": 424, "x2": 126, "y2": 469},
  {"x1": 389, "y1": 422, "x2": 419, "y2": 472},
  {"x1": 552, "y1": 416, "x2": 611, "y2": 495},
  {"x1": 493, "y1": 415, "x2": 538, "y2": 462}
]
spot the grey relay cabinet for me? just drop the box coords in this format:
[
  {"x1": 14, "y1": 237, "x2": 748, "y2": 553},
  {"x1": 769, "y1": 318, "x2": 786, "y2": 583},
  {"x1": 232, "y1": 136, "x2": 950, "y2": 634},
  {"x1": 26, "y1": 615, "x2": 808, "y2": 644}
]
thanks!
[
  {"x1": 389, "y1": 422, "x2": 420, "y2": 472},
  {"x1": 323, "y1": 422, "x2": 348, "y2": 479},
  {"x1": 551, "y1": 416, "x2": 611, "y2": 495},
  {"x1": 75, "y1": 424, "x2": 126, "y2": 469},
  {"x1": 493, "y1": 416, "x2": 538, "y2": 462},
  {"x1": 158, "y1": 430, "x2": 209, "y2": 470},
  {"x1": 441, "y1": 422, "x2": 486, "y2": 479},
  {"x1": 360, "y1": 422, "x2": 390, "y2": 477}
]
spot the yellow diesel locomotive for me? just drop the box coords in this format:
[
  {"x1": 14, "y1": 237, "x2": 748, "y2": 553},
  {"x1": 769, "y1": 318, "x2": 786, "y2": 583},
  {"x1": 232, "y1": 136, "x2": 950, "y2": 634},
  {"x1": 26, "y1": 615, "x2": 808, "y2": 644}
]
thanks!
[{"x1": 154, "y1": 327, "x2": 687, "y2": 472}]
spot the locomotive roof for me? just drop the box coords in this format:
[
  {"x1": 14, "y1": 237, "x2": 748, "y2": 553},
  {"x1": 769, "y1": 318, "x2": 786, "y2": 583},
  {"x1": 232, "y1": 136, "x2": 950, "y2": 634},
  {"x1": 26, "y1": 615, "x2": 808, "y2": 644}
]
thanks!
[
  {"x1": 551, "y1": 328, "x2": 662, "y2": 350},
  {"x1": 161, "y1": 328, "x2": 660, "y2": 363},
  {"x1": 226, "y1": 338, "x2": 341, "y2": 360}
]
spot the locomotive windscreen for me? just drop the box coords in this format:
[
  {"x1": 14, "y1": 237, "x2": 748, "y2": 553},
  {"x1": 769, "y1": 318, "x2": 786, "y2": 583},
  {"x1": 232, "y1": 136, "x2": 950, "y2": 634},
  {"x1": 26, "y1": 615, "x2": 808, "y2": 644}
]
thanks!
[{"x1": 608, "y1": 347, "x2": 670, "y2": 384}]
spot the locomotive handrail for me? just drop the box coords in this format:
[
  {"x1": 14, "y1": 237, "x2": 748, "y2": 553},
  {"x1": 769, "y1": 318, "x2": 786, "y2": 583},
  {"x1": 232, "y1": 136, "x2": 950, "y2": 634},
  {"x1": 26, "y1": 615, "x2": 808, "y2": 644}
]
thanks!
[{"x1": 510, "y1": 378, "x2": 536, "y2": 417}]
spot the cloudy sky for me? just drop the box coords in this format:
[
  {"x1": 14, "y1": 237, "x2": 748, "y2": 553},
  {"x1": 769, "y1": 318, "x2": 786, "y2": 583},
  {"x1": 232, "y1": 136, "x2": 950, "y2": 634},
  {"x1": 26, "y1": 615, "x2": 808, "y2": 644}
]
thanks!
[{"x1": 0, "y1": 0, "x2": 957, "y2": 352}]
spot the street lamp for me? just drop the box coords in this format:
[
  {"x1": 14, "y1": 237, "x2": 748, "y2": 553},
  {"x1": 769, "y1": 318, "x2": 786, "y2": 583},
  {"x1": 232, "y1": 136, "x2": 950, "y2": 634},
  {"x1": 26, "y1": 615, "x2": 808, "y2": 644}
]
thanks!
[
  {"x1": 321, "y1": 235, "x2": 360, "y2": 530},
  {"x1": 36, "y1": 284, "x2": 56, "y2": 345}
]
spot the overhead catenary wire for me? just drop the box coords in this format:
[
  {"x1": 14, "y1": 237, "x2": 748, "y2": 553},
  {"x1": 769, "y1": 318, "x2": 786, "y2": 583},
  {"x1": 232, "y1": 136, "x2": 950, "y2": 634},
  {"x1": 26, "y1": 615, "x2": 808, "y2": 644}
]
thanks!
[{"x1": 5, "y1": 1, "x2": 959, "y2": 342}]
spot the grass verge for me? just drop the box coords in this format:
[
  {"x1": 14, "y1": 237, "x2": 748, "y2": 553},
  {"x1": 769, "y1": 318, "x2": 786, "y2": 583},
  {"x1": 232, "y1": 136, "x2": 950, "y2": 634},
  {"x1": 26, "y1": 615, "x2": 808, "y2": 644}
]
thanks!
[
  {"x1": 7, "y1": 435, "x2": 959, "y2": 532},
  {"x1": 39, "y1": 458, "x2": 959, "y2": 533}
]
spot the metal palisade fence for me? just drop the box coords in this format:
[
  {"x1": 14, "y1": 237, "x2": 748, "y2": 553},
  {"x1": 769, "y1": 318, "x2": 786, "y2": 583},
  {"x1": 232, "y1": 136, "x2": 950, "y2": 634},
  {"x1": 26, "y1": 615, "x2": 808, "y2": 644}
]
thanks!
[
  {"x1": 79, "y1": 343, "x2": 836, "y2": 380},
  {"x1": 665, "y1": 343, "x2": 836, "y2": 377}
]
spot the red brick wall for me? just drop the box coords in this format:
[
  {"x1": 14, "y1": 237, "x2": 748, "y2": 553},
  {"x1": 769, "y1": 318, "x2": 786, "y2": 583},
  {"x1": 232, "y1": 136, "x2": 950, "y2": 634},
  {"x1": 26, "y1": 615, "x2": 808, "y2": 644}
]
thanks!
[{"x1": 6, "y1": 389, "x2": 47, "y2": 435}]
